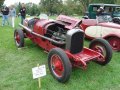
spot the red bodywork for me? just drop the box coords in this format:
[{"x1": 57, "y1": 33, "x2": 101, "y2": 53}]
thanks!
[{"x1": 20, "y1": 15, "x2": 105, "y2": 69}]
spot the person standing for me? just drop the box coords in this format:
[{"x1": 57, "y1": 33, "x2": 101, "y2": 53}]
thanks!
[
  {"x1": 19, "y1": 3, "x2": 26, "y2": 24},
  {"x1": 1, "y1": 6, "x2": 9, "y2": 26},
  {"x1": 9, "y1": 5, "x2": 16, "y2": 28},
  {"x1": 96, "y1": 6, "x2": 104, "y2": 23},
  {"x1": 96, "y1": 7, "x2": 104, "y2": 16}
]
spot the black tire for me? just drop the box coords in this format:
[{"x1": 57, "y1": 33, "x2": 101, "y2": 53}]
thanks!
[
  {"x1": 14, "y1": 29, "x2": 24, "y2": 48},
  {"x1": 89, "y1": 38, "x2": 112, "y2": 66},
  {"x1": 48, "y1": 48, "x2": 72, "y2": 83}
]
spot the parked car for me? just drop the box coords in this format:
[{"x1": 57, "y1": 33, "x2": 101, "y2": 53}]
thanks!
[
  {"x1": 85, "y1": 3, "x2": 120, "y2": 19},
  {"x1": 80, "y1": 15, "x2": 120, "y2": 51},
  {"x1": 14, "y1": 15, "x2": 112, "y2": 83}
]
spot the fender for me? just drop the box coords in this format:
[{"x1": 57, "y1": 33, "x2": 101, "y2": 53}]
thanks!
[{"x1": 103, "y1": 32, "x2": 120, "y2": 39}]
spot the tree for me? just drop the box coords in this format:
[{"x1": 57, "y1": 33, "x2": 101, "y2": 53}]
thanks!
[
  {"x1": 116, "y1": 0, "x2": 120, "y2": 4},
  {"x1": 40, "y1": 0, "x2": 63, "y2": 15},
  {"x1": 15, "y1": 2, "x2": 21, "y2": 15},
  {"x1": 74, "y1": 0, "x2": 117, "y2": 13},
  {"x1": 25, "y1": 3, "x2": 40, "y2": 16},
  {"x1": 4, "y1": 0, "x2": 119, "y2": 16},
  {"x1": 0, "y1": 0, "x2": 4, "y2": 7},
  {"x1": 61, "y1": 0, "x2": 81, "y2": 15}
]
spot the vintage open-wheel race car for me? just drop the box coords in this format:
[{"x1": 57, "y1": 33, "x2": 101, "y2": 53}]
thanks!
[{"x1": 14, "y1": 15, "x2": 112, "y2": 83}]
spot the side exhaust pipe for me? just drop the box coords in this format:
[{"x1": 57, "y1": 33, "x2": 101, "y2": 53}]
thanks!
[{"x1": 19, "y1": 24, "x2": 65, "y2": 45}]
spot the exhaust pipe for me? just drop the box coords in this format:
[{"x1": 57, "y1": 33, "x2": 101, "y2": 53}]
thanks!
[{"x1": 19, "y1": 24, "x2": 65, "y2": 45}]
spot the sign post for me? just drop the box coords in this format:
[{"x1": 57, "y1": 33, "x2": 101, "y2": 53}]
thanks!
[
  {"x1": 32, "y1": 64, "x2": 46, "y2": 89},
  {"x1": 38, "y1": 76, "x2": 41, "y2": 88},
  {"x1": 37, "y1": 64, "x2": 41, "y2": 89}
]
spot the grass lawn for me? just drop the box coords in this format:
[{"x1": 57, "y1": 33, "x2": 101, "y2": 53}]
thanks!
[{"x1": 0, "y1": 17, "x2": 120, "y2": 90}]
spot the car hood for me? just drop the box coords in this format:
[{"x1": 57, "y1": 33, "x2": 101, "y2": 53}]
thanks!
[
  {"x1": 98, "y1": 22, "x2": 120, "y2": 29},
  {"x1": 36, "y1": 15, "x2": 82, "y2": 30},
  {"x1": 113, "y1": 13, "x2": 120, "y2": 17},
  {"x1": 57, "y1": 15, "x2": 81, "y2": 29}
]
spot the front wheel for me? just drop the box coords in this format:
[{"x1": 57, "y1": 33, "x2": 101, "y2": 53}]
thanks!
[
  {"x1": 48, "y1": 48, "x2": 72, "y2": 83},
  {"x1": 89, "y1": 38, "x2": 112, "y2": 66}
]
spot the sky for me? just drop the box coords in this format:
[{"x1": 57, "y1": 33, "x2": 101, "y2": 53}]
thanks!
[{"x1": 4, "y1": 0, "x2": 40, "y2": 6}]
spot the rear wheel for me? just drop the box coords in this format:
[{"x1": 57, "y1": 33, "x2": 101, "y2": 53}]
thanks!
[
  {"x1": 14, "y1": 29, "x2": 24, "y2": 48},
  {"x1": 89, "y1": 38, "x2": 112, "y2": 65},
  {"x1": 107, "y1": 37, "x2": 120, "y2": 51},
  {"x1": 48, "y1": 48, "x2": 72, "y2": 83}
]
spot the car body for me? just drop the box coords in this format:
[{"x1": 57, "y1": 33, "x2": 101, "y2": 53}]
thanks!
[
  {"x1": 14, "y1": 15, "x2": 112, "y2": 83},
  {"x1": 80, "y1": 15, "x2": 120, "y2": 51},
  {"x1": 85, "y1": 3, "x2": 120, "y2": 19}
]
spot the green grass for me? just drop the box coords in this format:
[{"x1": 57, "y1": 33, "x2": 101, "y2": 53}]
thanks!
[{"x1": 0, "y1": 17, "x2": 120, "y2": 90}]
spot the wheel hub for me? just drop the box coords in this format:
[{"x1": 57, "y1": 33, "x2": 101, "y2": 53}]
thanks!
[
  {"x1": 95, "y1": 46, "x2": 104, "y2": 55},
  {"x1": 51, "y1": 55, "x2": 64, "y2": 77},
  {"x1": 108, "y1": 37, "x2": 120, "y2": 51},
  {"x1": 94, "y1": 45, "x2": 105, "y2": 61}
]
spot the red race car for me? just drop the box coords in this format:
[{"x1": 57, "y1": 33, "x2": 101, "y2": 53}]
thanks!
[
  {"x1": 14, "y1": 15, "x2": 112, "y2": 83},
  {"x1": 81, "y1": 15, "x2": 120, "y2": 51}
]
